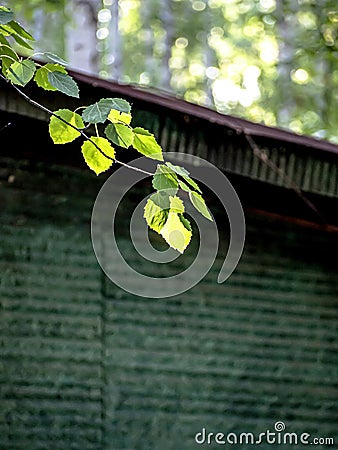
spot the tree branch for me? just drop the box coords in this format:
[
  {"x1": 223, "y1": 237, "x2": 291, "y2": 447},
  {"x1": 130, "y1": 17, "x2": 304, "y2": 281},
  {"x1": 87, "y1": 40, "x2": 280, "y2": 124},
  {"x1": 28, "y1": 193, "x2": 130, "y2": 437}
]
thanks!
[
  {"x1": 0, "y1": 73, "x2": 154, "y2": 176},
  {"x1": 244, "y1": 133, "x2": 327, "y2": 225}
]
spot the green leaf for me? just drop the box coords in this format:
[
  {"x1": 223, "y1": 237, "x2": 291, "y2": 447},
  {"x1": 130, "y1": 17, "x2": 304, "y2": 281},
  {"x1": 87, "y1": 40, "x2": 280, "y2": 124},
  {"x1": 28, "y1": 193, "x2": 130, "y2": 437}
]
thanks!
[
  {"x1": 105, "y1": 123, "x2": 134, "y2": 148},
  {"x1": 34, "y1": 63, "x2": 66, "y2": 90},
  {"x1": 179, "y1": 214, "x2": 192, "y2": 232},
  {"x1": 7, "y1": 59, "x2": 36, "y2": 86},
  {"x1": 0, "y1": 24, "x2": 11, "y2": 36},
  {"x1": 166, "y1": 161, "x2": 190, "y2": 177},
  {"x1": 0, "y1": 20, "x2": 34, "y2": 50},
  {"x1": 189, "y1": 191, "x2": 213, "y2": 221},
  {"x1": 144, "y1": 196, "x2": 169, "y2": 233},
  {"x1": 169, "y1": 195, "x2": 185, "y2": 213},
  {"x1": 47, "y1": 71, "x2": 79, "y2": 98},
  {"x1": 10, "y1": 32, "x2": 33, "y2": 50},
  {"x1": 152, "y1": 164, "x2": 178, "y2": 194},
  {"x1": 165, "y1": 161, "x2": 202, "y2": 193},
  {"x1": 182, "y1": 174, "x2": 202, "y2": 193},
  {"x1": 82, "y1": 100, "x2": 111, "y2": 124},
  {"x1": 81, "y1": 137, "x2": 115, "y2": 175},
  {"x1": 178, "y1": 179, "x2": 191, "y2": 192},
  {"x1": 49, "y1": 109, "x2": 84, "y2": 144},
  {"x1": 82, "y1": 98, "x2": 131, "y2": 124},
  {"x1": 108, "y1": 108, "x2": 132, "y2": 125},
  {"x1": 149, "y1": 190, "x2": 171, "y2": 210},
  {"x1": 0, "y1": 24, "x2": 33, "y2": 49},
  {"x1": 106, "y1": 98, "x2": 131, "y2": 113},
  {"x1": 133, "y1": 127, "x2": 163, "y2": 161},
  {"x1": 0, "y1": 6, "x2": 13, "y2": 25},
  {"x1": 160, "y1": 211, "x2": 192, "y2": 253},
  {"x1": 0, "y1": 34, "x2": 18, "y2": 75},
  {"x1": 43, "y1": 52, "x2": 67, "y2": 66},
  {"x1": 7, "y1": 20, "x2": 34, "y2": 40}
]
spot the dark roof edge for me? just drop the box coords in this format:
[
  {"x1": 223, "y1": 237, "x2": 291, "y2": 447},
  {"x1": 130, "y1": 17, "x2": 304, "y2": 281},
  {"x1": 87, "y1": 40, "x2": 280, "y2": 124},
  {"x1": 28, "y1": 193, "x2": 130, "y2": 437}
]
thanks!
[{"x1": 70, "y1": 69, "x2": 338, "y2": 156}]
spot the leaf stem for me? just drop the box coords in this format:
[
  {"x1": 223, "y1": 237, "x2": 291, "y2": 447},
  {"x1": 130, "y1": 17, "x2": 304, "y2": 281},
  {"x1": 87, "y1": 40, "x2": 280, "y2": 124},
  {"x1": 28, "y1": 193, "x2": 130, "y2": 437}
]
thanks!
[{"x1": 0, "y1": 73, "x2": 154, "y2": 176}]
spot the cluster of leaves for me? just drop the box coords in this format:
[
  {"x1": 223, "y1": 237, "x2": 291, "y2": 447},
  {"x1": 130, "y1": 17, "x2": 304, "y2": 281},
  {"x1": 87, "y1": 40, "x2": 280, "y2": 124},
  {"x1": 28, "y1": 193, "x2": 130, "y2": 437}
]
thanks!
[
  {"x1": 0, "y1": 5, "x2": 212, "y2": 254},
  {"x1": 144, "y1": 162, "x2": 212, "y2": 252},
  {"x1": 0, "y1": 6, "x2": 75, "y2": 93}
]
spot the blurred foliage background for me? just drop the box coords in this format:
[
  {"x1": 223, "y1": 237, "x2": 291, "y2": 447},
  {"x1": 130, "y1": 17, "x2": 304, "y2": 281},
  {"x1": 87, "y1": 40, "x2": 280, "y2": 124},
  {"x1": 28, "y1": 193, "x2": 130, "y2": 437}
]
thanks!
[{"x1": 4, "y1": 0, "x2": 338, "y2": 142}]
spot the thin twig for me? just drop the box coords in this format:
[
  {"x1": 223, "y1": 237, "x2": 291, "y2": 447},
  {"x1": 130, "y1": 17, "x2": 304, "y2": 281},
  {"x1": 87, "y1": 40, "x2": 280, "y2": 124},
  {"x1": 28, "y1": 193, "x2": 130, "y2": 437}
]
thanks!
[
  {"x1": 0, "y1": 73, "x2": 154, "y2": 176},
  {"x1": 114, "y1": 157, "x2": 153, "y2": 175},
  {"x1": 244, "y1": 133, "x2": 327, "y2": 225}
]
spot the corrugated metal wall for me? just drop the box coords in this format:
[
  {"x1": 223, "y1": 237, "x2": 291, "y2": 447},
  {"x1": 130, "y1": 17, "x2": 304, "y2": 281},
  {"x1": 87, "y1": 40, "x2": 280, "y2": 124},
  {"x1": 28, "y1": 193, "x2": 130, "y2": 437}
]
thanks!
[{"x1": 1, "y1": 156, "x2": 337, "y2": 449}]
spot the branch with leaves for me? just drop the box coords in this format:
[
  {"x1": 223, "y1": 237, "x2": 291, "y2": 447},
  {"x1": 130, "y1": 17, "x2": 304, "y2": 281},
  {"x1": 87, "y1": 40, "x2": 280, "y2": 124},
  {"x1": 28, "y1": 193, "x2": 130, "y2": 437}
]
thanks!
[{"x1": 0, "y1": 5, "x2": 212, "y2": 254}]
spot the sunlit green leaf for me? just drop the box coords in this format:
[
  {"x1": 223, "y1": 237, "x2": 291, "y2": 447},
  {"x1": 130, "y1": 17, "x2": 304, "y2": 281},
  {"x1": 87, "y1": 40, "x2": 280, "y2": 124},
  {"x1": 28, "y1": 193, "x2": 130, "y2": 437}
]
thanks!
[
  {"x1": 0, "y1": 34, "x2": 18, "y2": 75},
  {"x1": 178, "y1": 179, "x2": 191, "y2": 192},
  {"x1": 165, "y1": 161, "x2": 201, "y2": 193},
  {"x1": 149, "y1": 190, "x2": 171, "y2": 210},
  {"x1": 182, "y1": 174, "x2": 202, "y2": 193},
  {"x1": 108, "y1": 108, "x2": 132, "y2": 125},
  {"x1": 0, "y1": 23, "x2": 33, "y2": 49},
  {"x1": 160, "y1": 211, "x2": 192, "y2": 253},
  {"x1": 49, "y1": 109, "x2": 84, "y2": 144},
  {"x1": 34, "y1": 63, "x2": 66, "y2": 90},
  {"x1": 169, "y1": 195, "x2": 185, "y2": 213},
  {"x1": 144, "y1": 196, "x2": 169, "y2": 233},
  {"x1": 81, "y1": 137, "x2": 115, "y2": 175},
  {"x1": 152, "y1": 164, "x2": 178, "y2": 193},
  {"x1": 166, "y1": 161, "x2": 190, "y2": 177},
  {"x1": 47, "y1": 71, "x2": 79, "y2": 98},
  {"x1": 105, "y1": 123, "x2": 134, "y2": 148},
  {"x1": 189, "y1": 190, "x2": 212, "y2": 221},
  {"x1": 133, "y1": 127, "x2": 163, "y2": 161},
  {"x1": 7, "y1": 20, "x2": 34, "y2": 40},
  {"x1": 7, "y1": 59, "x2": 36, "y2": 86},
  {"x1": 179, "y1": 214, "x2": 192, "y2": 232},
  {"x1": 10, "y1": 32, "x2": 33, "y2": 50},
  {"x1": 0, "y1": 6, "x2": 13, "y2": 25}
]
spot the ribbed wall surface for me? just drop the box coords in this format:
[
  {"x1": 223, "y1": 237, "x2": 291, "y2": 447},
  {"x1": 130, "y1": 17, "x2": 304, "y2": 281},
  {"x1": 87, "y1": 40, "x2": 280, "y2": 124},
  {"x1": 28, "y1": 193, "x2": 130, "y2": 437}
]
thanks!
[
  {"x1": 0, "y1": 157, "x2": 337, "y2": 449},
  {"x1": 103, "y1": 212, "x2": 338, "y2": 449},
  {"x1": 0, "y1": 159, "x2": 103, "y2": 449}
]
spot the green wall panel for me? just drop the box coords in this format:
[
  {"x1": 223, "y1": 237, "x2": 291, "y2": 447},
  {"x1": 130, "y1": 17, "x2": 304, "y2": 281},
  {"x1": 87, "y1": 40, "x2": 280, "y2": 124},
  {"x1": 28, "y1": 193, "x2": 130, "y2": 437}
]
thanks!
[{"x1": 0, "y1": 156, "x2": 337, "y2": 450}]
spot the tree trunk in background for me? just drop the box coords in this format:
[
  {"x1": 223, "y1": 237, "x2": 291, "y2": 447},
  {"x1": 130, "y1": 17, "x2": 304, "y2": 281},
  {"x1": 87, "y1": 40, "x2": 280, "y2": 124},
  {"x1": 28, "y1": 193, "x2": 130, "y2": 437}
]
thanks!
[
  {"x1": 108, "y1": 0, "x2": 122, "y2": 80},
  {"x1": 204, "y1": 38, "x2": 214, "y2": 107},
  {"x1": 140, "y1": 0, "x2": 156, "y2": 86},
  {"x1": 204, "y1": 1, "x2": 214, "y2": 107},
  {"x1": 311, "y1": 1, "x2": 324, "y2": 136},
  {"x1": 159, "y1": 0, "x2": 174, "y2": 92},
  {"x1": 276, "y1": 0, "x2": 296, "y2": 127},
  {"x1": 66, "y1": 0, "x2": 99, "y2": 74},
  {"x1": 33, "y1": 7, "x2": 66, "y2": 59},
  {"x1": 314, "y1": 1, "x2": 334, "y2": 139}
]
